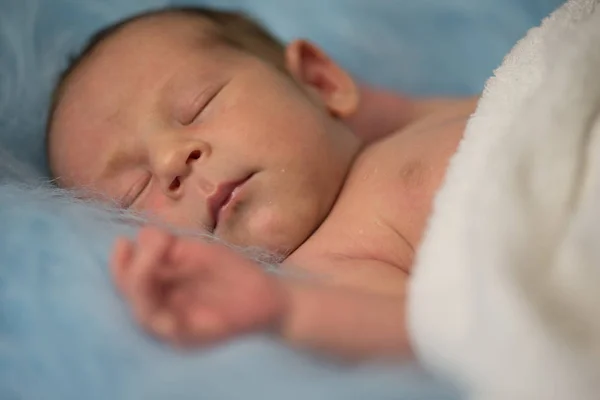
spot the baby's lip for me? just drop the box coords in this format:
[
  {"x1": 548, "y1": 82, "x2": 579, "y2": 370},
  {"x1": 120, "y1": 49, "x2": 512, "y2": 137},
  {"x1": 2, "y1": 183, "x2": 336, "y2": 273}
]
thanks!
[{"x1": 207, "y1": 174, "x2": 253, "y2": 231}]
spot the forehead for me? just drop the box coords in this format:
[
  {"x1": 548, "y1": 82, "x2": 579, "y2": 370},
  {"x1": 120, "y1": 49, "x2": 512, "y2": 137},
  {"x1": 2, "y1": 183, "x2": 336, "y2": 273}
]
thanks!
[
  {"x1": 69, "y1": 14, "x2": 219, "y2": 98},
  {"x1": 98, "y1": 13, "x2": 218, "y2": 66},
  {"x1": 49, "y1": 15, "x2": 227, "y2": 186},
  {"x1": 69, "y1": 14, "x2": 221, "y2": 103}
]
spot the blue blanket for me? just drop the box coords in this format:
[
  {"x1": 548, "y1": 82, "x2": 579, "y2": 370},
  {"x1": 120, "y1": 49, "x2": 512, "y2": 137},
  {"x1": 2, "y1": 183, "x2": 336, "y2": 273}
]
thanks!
[{"x1": 0, "y1": 0, "x2": 564, "y2": 399}]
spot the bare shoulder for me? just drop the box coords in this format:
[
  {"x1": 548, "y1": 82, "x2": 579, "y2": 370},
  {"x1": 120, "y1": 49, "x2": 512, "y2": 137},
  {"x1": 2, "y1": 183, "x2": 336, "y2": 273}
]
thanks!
[{"x1": 297, "y1": 97, "x2": 477, "y2": 275}]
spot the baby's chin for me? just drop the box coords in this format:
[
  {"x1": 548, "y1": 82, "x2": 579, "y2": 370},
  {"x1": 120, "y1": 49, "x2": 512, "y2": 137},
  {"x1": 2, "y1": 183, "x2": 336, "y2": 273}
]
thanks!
[{"x1": 229, "y1": 209, "x2": 313, "y2": 257}]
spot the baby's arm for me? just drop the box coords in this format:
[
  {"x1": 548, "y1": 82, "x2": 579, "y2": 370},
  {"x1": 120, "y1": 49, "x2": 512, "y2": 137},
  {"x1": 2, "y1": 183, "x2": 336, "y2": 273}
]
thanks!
[
  {"x1": 281, "y1": 280, "x2": 409, "y2": 360},
  {"x1": 111, "y1": 226, "x2": 410, "y2": 361}
]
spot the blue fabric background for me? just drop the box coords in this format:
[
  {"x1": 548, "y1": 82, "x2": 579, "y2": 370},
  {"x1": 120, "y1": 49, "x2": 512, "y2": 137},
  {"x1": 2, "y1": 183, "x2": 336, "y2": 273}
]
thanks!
[{"x1": 0, "y1": 0, "x2": 564, "y2": 399}]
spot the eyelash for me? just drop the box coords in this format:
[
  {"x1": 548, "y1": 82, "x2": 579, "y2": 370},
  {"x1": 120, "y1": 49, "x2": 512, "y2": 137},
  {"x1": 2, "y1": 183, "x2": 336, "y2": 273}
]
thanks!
[
  {"x1": 186, "y1": 101, "x2": 204, "y2": 125},
  {"x1": 184, "y1": 86, "x2": 221, "y2": 126},
  {"x1": 125, "y1": 173, "x2": 151, "y2": 208}
]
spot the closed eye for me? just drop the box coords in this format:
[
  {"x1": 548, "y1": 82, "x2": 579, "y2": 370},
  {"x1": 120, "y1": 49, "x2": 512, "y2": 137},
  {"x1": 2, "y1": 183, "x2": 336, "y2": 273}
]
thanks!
[
  {"x1": 183, "y1": 84, "x2": 223, "y2": 126},
  {"x1": 123, "y1": 173, "x2": 152, "y2": 209}
]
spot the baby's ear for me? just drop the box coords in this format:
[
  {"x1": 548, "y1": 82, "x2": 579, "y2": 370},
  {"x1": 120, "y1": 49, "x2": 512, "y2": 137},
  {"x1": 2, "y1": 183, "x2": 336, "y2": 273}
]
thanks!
[{"x1": 285, "y1": 40, "x2": 358, "y2": 118}]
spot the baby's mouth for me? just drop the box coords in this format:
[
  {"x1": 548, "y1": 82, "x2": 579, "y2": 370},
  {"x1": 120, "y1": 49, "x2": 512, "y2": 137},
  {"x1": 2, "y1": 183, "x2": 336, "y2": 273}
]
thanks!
[{"x1": 207, "y1": 173, "x2": 253, "y2": 231}]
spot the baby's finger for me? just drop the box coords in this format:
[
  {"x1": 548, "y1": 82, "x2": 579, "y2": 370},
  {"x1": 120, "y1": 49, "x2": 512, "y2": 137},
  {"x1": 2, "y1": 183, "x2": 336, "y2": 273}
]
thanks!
[
  {"x1": 153, "y1": 261, "x2": 211, "y2": 282},
  {"x1": 129, "y1": 227, "x2": 174, "y2": 320},
  {"x1": 181, "y1": 282, "x2": 233, "y2": 344},
  {"x1": 110, "y1": 237, "x2": 135, "y2": 295},
  {"x1": 137, "y1": 225, "x2": 175, "y2": 251},
  {"x1": 151, "y1": 284, "x2": 195, "y2": 336},
  {"x1": 185, "y1": 307, "x2": 228, "y2": 344},
  {"x1": 149, "y1": 285, "x2": 224, "y2": 346},
  {"x1": 149, "y1": 310, "x2": 179, "y2": 341},
  {"x1": 169, "y1": 237, "x2": 227, "y2": 268},
  {"x1": 145, "y1": 288, "x2": 198, "y2": 346}
]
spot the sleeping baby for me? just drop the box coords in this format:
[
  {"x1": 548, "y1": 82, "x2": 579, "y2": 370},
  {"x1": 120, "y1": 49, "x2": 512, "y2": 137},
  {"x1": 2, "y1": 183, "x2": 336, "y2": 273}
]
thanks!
[{"x1": 46, "y1": 6, "x2": 478, "y2": 361}]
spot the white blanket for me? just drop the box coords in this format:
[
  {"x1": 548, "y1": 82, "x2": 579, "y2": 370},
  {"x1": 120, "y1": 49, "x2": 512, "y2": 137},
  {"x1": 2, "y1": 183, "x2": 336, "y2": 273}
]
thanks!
[{"x1": 408, "y1": 0, "x2": 600, "y2": 399}]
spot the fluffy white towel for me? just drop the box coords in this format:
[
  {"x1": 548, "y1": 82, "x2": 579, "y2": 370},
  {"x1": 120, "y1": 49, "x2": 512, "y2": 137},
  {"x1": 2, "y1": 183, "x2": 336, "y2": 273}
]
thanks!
[{"x1": 408, "y1": 0, "x2": 600, "y2": 399}]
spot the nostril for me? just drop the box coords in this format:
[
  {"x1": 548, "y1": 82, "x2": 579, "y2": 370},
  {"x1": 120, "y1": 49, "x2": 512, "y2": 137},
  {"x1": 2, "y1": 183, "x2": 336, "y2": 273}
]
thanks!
[
  {"x1": 169, "y1": 177, "x2": 181, "y2": 191},
  {"x1": 188, "y1": 150, "x2": 201, "y2": 163}
]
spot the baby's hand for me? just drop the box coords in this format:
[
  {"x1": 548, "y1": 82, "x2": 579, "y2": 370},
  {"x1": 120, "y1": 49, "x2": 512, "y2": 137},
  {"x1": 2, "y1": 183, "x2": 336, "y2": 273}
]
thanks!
[{"x1": 110, "y1": 226, "x2": 287, "y2": 346}]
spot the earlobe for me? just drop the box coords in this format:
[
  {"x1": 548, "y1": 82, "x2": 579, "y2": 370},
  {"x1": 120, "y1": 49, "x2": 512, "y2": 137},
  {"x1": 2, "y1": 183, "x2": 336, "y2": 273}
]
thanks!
[{"x1": 285, "y1": 40, "x2": 359, "y2": 118}]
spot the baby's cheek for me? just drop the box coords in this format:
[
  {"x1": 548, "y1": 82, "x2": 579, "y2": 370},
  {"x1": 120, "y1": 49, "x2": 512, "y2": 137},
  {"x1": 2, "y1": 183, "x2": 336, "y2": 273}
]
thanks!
[
  {"x1": 137, "y1": 191, "x2": 168, "y2": 215},
  {"x1": 142, "y1": 193, "x2": 195, "y2": 229},
  {"x1": 246, "y1": 203, "x2": 309, "y2": 253},
  {"x1": 247, "y1": 204, "x2": 282, "y2": 238}
]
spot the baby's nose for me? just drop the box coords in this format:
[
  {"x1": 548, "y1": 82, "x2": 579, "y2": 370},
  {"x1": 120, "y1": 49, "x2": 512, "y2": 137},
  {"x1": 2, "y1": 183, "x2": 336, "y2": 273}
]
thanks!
[{"x1": 154, "y1": 145, "x2": 203, "y2": 196}]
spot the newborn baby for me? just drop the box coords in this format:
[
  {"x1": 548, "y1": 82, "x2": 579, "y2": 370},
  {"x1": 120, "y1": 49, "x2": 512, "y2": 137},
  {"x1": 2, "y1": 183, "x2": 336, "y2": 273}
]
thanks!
[{"x1": 47, "y1": 7, "x2": 478, "y2": 360}]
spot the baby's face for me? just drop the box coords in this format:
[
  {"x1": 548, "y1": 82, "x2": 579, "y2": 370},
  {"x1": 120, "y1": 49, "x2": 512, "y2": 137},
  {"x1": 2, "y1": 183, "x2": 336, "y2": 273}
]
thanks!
[{"x1": 49, "y1": 15, "x2": 360, "y2": 254}]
